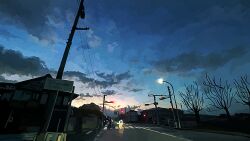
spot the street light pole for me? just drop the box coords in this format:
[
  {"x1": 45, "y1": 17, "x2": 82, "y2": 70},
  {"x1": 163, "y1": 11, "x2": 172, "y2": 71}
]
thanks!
[
  {"x1": 165, "y1": 81, "x2": 181, "y2": 128},
  {"x1": 167, "y1": 86, "x2": 177, "y2": 127},
  {"x1": 172, "y1": 90, "x2": 181, "y2": 128},
  {"x1": 157, "y1": 78, "x2": 181, "y2": 128}
]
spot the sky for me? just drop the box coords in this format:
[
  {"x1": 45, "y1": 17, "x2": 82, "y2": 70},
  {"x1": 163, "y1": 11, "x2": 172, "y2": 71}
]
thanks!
[{"x1": 0, "y1": 0, "x2": 250, "y2": 115}]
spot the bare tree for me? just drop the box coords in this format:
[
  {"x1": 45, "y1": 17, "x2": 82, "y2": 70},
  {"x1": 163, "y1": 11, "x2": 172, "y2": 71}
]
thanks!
[
  {"x1": 203, "y1": 74, "x2": 234, "y2": 120},
  {"x1": 179, "y1": 81, "x2": 204, "y2": 124},
  {"x1": 234, "y1": 75, "x2": 250, "y2": 111}
]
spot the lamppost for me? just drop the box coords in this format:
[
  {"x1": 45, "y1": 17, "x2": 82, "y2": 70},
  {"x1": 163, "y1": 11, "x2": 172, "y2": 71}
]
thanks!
[{"x1": 157, "y1": 78, "x2": 181, "y2": 128}]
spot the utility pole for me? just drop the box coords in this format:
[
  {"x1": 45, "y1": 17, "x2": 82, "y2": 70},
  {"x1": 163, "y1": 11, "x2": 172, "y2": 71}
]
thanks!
[
  {"x1": 64, "y1": 86, "x2": 75, "y2": 131},
  {"x1": 103, "y1": 95, "x2": 106, "y2": 113},
  {"x1": 153, "y1": 95, "x2": 160, "y2": 125},
  {"x1": 42, "y1": 0, "x2": 88, "y2": 133},
  {"x1": 56, "y1": 0, "x2": 89, "y2": 79},
  {"x1": 102, "y1": 95, "x2": 106, "y2": 127},
  {"x1": 147, "y1": 94, "x2": 167, "y2": 125},
  {"x1": 173, "y1": 91, "x2": 181, "y2": 128}
]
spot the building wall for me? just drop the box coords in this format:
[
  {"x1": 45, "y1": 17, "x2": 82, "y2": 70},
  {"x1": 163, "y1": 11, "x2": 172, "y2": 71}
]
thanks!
[
  {"x1": 67, "y1": 115, "x2": 101, "y2": 133},
  {"x1": 125, "y1": 111, "x2": 138, "y2": 123},
  {"x1": 0, "y1": 88, "x2": 72, "y2": 133},
  {"x1": 140, "y1": 108, "x2": 183, "y2": 125}
]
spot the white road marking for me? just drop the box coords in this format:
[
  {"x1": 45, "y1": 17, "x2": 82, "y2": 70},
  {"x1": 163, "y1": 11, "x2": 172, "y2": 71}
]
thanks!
[
  {"x1": 104, "y1": 127, "x2": 107, "y2": 130},
  {"x1": 136, "y1": 126, "x2": 191, "y2": 141},
  {"x1": 86, "y1": 130, "x2": 93, "y2": 135}
]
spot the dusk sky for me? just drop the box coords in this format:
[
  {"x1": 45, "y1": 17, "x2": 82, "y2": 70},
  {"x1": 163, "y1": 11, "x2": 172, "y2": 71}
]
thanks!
[{"x1": 0, "y1": 0, "x2": 250, "y2": 114}]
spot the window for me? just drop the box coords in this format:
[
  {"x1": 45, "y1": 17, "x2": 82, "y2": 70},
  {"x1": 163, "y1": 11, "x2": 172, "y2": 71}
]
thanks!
[
  {"x1": 1, "y1": 93, "x2": 12, "y2": 101},
  {"x1": 32, "y1": 93, "x2": 39, "y2": 100},
  {"x1": 40, "y1": 94, "x2": 48, "y2": 104},
  {"x1": 13, "y1": 90, "x2": 31, "y2": 101}
]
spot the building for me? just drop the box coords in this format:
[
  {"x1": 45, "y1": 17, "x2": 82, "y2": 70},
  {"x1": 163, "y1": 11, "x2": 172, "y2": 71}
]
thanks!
[
  {"x1": 124, "y1": 110, "x2": 138, "y2": 123},
  {"x1": 0, "y1": 74, "x2": 77, "y2": 133},
  {"x1": 140, "y1": 107, "x2": 183, "y2": 125},
  {"x1": 67, "y1": 103, "x2": 103, "y2": 133}
]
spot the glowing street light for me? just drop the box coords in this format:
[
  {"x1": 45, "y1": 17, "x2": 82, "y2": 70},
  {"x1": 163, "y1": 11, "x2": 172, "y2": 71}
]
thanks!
[{"x1": 157, "y1": 78, "x2": 164, "y2": 84}]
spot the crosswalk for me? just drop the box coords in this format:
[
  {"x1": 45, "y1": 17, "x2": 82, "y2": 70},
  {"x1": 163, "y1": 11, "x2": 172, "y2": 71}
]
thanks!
[
  {"x1": 125, "y1": 125, "x2": 135, "y2": 129},
  {"x1": 103, "y1": 123, "x2": 156, "y2": 131},
  {"x1": 125, "y1": 124, "x2": 153, "y2": 129}
]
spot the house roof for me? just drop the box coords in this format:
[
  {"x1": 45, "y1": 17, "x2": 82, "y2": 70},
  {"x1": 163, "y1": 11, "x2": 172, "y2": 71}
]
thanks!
[
  {"x1": 16, "y1": 74, "x2": 52, "y2": 85},
  {"x1": 15, "y1": 74, "x2": 52, "y2": 91},
  {"x1": 0, "y1": 74, "x2": 78, "y2": 99}
]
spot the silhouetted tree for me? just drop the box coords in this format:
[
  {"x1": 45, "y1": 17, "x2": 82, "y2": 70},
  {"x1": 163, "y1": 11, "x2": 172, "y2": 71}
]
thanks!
[
  {"x1": 234, "y1": 75, "x2": 250, "y2": 111},
  {"x1": 179, "y1": 81, "x2": 204, "y2": 124},
  {"x1": 203, "y1": 74, "x2": 234, "y2": 120}
]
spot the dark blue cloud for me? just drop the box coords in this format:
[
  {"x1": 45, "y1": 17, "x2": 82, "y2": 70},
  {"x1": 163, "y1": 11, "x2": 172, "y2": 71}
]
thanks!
[{"x1": 154, "y1": 46, "x2": 249, "y2": 74}]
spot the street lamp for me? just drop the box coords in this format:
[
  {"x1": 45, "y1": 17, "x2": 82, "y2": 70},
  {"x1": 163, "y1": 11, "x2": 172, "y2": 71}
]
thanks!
[
  {"x1": 157, "y1": 78, "x2": 164, "y2": 84},
  {"x1": 157, "y1": 78, "x2": 181, "y2": 128}
]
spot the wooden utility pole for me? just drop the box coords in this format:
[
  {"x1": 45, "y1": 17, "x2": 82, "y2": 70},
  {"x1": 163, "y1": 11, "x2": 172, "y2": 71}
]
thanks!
[
  {"x1": 147, "y1": 94, "x2": 167, "y2": 125},
  {"x1": 102, "y1": 95, "x2": 106, "y2": 127},
  {"x1": 42, "y1": 0, "x2": 88, "y2": 133},
  {"x1": 56, "y1": 0, "x2": 89, "y2": 79},
  {"x1": 153, "y1": 95, "x2": 160, "y2": 125}
]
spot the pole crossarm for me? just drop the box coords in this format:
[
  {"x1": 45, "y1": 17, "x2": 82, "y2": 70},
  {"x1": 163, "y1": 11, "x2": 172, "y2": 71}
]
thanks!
[{"x1": 76, "y1": 27, "x2": 90, "y2": 30}]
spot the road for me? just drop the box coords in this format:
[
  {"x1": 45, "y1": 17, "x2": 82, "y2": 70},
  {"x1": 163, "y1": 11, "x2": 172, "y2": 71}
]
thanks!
[
  {"x1": 93, "y1": 124, "x2": 250, "y2": 141},
  {"x1": 1, "y1": 124, "x2": 249, "y2": 141}
]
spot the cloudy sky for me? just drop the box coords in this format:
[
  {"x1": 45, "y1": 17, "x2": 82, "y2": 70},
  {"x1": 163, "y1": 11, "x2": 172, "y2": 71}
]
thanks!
[{"x1": 0, "y1": 0, "x2": 250, "y2": 114}]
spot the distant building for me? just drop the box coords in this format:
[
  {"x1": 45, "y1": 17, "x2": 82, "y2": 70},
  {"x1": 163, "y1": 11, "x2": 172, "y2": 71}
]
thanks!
[
  {"x1": 140, "y1": 107, "x2": 183, "y2": 125},
  {"x1": 0, "y1": 74, "x2": 77, "y2": 133},
  {"x1": 124, "y1": 110, "x2": 138, "y2": 123},
  {"x1": 68, "y1": 103, "x2": 103, "y2": 132}
]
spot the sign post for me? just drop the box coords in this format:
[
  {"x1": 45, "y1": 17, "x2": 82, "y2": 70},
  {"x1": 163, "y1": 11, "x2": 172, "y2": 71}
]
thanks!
[{"x1": 42, "y1": 78, "x2": 74, "y2": 132}]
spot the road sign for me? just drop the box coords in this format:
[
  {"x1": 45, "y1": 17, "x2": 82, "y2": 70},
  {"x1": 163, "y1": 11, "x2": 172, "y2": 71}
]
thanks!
[{"x1": 44, "y1": 78, "x2": 74, "y2": 92}]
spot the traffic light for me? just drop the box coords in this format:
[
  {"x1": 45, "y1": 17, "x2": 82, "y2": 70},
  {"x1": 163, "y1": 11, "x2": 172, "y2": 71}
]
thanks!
[{"x1": 119, "y1": 108, "x2": 125, "y2": 114}]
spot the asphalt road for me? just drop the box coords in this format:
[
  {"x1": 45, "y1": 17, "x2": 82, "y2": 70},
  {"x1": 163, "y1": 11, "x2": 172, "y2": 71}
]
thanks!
[
  {"x1": 94, "y1": 124, "x2": 250, "y2": 141},
  {"x1": 1, "y1": 124, "x2": 248, "y2": 141}
]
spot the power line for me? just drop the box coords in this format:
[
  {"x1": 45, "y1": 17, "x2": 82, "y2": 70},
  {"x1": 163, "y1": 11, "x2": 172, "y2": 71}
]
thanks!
[
  {"x1": 79, "y1": 19, "x2": 104, "y2": 95},
  {"x1": 74, "y1": 0, "x2": 99, "y2": 96}
]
